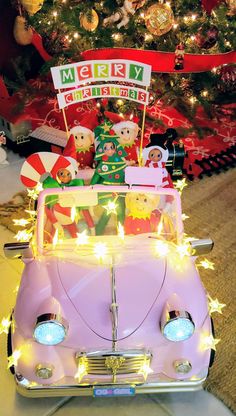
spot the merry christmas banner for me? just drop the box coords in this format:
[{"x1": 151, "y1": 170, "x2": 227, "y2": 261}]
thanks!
[
  {"x1": 51, "y1": 60, "x2": 152, "y2": 89},
  {"x1": 57, "y1": 84, "x2": 149, "y2": 109}
]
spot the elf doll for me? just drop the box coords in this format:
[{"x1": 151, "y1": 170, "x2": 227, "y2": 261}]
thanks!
[
  {"x1": 90, "y1": 121, "x2": 128, "y2": 235},
  {"x1": 70, "y1": 110, "x2": 99, "y2": 169},
  {"x1": 142, "y1": 128, "x2": 178, "y2": 188},
  {"x1": 20, "y1": 148, "x2": 95, "y2": 241},
  {"x1": 104, "y1": 111, "x2": 147, "y2": 165}
]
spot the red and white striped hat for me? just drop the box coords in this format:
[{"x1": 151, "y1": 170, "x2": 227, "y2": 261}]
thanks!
[{"x1": 20, "y1": 152, "x2": 75, "y2": 188}]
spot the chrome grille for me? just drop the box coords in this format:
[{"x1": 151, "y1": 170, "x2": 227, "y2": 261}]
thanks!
[{"x1": 75, "y1": 350, "x2": 152, "y2": 381}]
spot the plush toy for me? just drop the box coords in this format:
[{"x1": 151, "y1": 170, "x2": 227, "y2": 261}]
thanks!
[
  {"x1": 124, "y1": 192, "x2": 161, "y2": 235},
  {"x1": 143, "y1": 128, "x2": 178, "y2": 188},
  {"x1": 91, "y1": 121, "x2": 129, "y2": 235},
  {"x1": 104, "y1": 111, "x2": 145, "y2": 164},
  {"x1": 91, "y1": 121, "x2": 128, "y2": 186},
  {"x1": 124, "y1": 191, "x2": 175, "y2": 239},
  {"x1": 70, "y1": 110, "x2": 99, "y2": 169},
  {"x1": 20, "y1": 151, "x2": 95, "y2": 241}
]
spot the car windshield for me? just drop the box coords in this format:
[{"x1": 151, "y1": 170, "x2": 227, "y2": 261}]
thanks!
[{"x1": 37, "y1": 186, "x2": 182, "y2": 253}]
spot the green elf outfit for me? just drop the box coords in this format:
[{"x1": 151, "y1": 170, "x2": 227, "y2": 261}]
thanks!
[{"x1": 90, "y1": 122, "x2": 128, "y2": 235}]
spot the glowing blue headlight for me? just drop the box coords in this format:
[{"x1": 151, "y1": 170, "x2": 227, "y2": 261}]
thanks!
[
  {"x1": 34, "y1": 314, "x2": 68, "y2": 346},
  {"x1": 162, "y1": 311, "x2": 195, "y2": 342}
]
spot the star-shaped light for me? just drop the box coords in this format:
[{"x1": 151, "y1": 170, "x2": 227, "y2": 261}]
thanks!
[
  {"x1": 208, "y1": 295, "x2": 226, "y2": 315},
  {"x1": 138, "y1": 359, "x2": 153, "y2": 381},
  {"x1": 94, "y1": 242, "x2": 108, "y2": 260},
  {"x1": 174, "y1": 178, "x2": 188, "y2": 194},
  {"x1": 25, "y1": 209, "x2": 37, "y2": 217},
  {"x1": 75, "y1": 357, "x2": 88, "y2": 382},
  {"x1": 103, "y1": 200, "x2": 118, "y2": 215},
  {"x1": 176, "y1": 242, "x2": 191, "y2": 258},
  {"x1": 14, "y1": 230, "x2": 32, "y2": 242},
  {"x1": 198, "y1": 259, "x2": 215, "y2": 270},
  {"x1": 201, "y1": 334, "x2": 220, "y2": 351},
  {"x1": 13, "y1": 218, "x2": 31, "y2": 227},
  {"x1": 155, "y1": 240, "x2": 169, "y2": 257},
  {"x1": 7, "y1": 349, "x2": 22, "y2": 368},
  {"x1": 27, "y1": 188, "x2": 39, "y2": 200},
  {"x1": 182, "y1": 213, "x2": 189, "y2": 221},
  {"x1": 0, "y1": 315, "x2": 11, "y2": 335},
  {"x1": 76, "y1": 230, "x2": 89, "y2": 246}
]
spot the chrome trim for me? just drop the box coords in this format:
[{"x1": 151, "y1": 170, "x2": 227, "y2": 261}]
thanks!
[
  {"x1": 4, "y1": 242, "x2": 33, "y2": 259},
  {"x1": 161, "y1": 310, "x2": 195, "y2": 340},
  {"x1": 173, "y1": 360, "x2": 192, "y2": 374},
  {"x1": 190, "y1": 239, "x2": 214, "y2": 256},
  {"x1": 35, "y1": 364, "x2": 54, "y2": 379},
  {"x1": 15, "y1": 375, "x2": 206, "y2": 398},
  {"x1": 33, "y1": 314, "x2": 68, "y2": 344},
  {"x1": 76, "y1": 349, "x2": 152, "y2": 359}
]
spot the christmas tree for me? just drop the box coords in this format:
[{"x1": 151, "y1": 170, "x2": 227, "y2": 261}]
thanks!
[{"x1": 2, "y1": 0, "x2": 236, "y2": 133}]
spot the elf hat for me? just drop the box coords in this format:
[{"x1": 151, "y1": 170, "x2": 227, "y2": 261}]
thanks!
[
  {"x1": 63, "y1": 134, "x2": 78, "y2": 173},
  {"x1": 143, "y1": 129, "x2": 178, "y2": 163},
  {"x1": 104, "y1": 111, "x2": 139, "y2": 132},
  {"x1": 70, "y1": 110, "x2": 98, "y2": 139},
  {"x1": 20, "y1": 152, "x2": 75, "y2": 188}
]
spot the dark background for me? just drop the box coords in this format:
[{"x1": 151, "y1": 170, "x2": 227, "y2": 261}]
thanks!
[{"x1": 0, "y1": 0, "x2": 44, "y2": 85}]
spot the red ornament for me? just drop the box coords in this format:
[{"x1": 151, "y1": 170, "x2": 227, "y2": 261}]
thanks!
[
  {"x1": 102, "y1": 155, "x2": 109, "y2": 161},
  {"x1": 196, "y1": 26, "x2": 219, "y2": 49},
  {"x1": 217, "y1": 65, "x2": 236, "y2": 92}
]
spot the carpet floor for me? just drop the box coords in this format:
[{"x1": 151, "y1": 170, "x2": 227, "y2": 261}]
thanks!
[
  {"x1": 182, "y1": 170, "x2": 236, "y2": 413},
  {"x1": 0, "y1": 170, "x2": 235, "y2": 413}
]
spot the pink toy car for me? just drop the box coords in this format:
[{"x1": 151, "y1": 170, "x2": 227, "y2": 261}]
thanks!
[{"x1": 4, "y1": 173, "x2": 214, "y2": 398}]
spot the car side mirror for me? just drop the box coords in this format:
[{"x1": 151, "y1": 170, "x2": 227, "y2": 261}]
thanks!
[
  {"x1": 4, "y1": 242, "x2": 34, "y2": 260},
  {"x1": 190, "y1": 239, "x2": 214, "y2": 256}
]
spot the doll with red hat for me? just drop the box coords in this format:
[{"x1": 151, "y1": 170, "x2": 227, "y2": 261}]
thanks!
[
  {"x1": 104, "y1": 111, "x2": 146, "y2": 164},
  {"x1": 70, "y1": 110, "x2": 99, "y2": 169},
  {"x1": 142, "y1": 128, "x2": 178, "y2": 188}
]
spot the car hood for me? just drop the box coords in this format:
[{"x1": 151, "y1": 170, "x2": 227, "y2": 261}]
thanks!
[{"x1": 57, "y1": 253, "x2": 166, "y2": 340}]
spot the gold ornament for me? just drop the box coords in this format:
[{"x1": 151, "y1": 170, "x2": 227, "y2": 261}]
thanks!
[
  {"x1": 80, "y1": 9, "x2": 99, "y2": 32},
  {"x1": 145, "y1": 3, "x2": 174, "y2": 36},
  {"x1": 225, "y1": 0, "x2": 236, "y2": 16},
  {"x1": 13, "y1": 16, "x2": 33, "y2": 46},
  {"x1": 20, "y1": 0, "x2": 44, "y2": 16}
]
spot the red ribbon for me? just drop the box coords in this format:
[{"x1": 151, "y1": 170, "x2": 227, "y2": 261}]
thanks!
[{"x1": 81, "y1": 48, "x2": 236, "y2": 73}]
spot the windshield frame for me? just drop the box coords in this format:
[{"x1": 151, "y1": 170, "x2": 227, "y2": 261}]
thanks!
[{"x1": 36, "y1": 185, "x2": 183, "y2": 255}]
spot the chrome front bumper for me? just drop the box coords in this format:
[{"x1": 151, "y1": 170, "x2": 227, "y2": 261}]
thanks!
[{"x1": 15, "y1": 374, "x2": 206, "y2": 398}]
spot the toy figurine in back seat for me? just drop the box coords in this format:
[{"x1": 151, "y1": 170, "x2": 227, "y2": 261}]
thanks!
[{"x1": 143, "y1": 128, "x2": 178, "y2": 188}]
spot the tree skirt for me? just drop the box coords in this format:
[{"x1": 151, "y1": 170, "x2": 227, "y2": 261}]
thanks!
[{"x1": 0, "y1": 171, "x2": 235, "y2": 412}]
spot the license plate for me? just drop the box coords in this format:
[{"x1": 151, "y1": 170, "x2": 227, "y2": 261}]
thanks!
[{"x1": 93, "y1": 386, "x2": 135, "y2": 397}]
